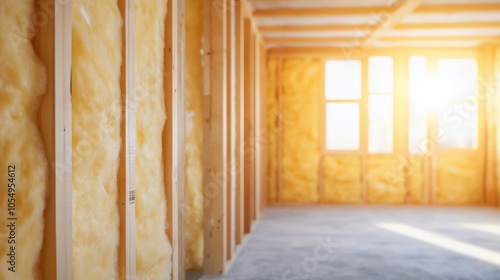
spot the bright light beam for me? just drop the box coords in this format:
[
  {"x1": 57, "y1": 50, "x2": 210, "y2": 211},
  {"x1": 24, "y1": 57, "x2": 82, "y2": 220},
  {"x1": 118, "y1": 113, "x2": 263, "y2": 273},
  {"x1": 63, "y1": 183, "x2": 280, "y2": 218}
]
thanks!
[
  {"x1": 461, "y1": 224, "x2": 500, "y2": 237},
  {"x1": 378, "y1": 223, "x2": 500, "y2": 267}
]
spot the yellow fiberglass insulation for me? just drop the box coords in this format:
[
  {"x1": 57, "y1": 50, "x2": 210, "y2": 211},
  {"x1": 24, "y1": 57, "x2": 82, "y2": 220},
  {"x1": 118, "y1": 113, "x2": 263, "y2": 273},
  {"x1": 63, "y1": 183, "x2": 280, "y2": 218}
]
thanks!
[
  {"x1": 0, "y1": 1, "x2": 47, "y2": 279},
  {"x1": 134, "y1": 0, "x2": 172, "y2": 278},
  {"x1": 322, "y1": 156, "x2": 361, "y2": 203},
  {"x1": 406, "y1": 155, "x2": 425, "y2": 204},
  {"x1": 185, "y1": 0, "x2": 204, "y2": 270},
  {"x1": 72, "y1": 0, "x2": 121, "y2": 278},
  {"x1": 367, "y1": 156, "x2": 405, "y2": 203},
  {"x1": 266, "y1": 59, "x2": 278, "y2": 203},
  {"x1": 282, "y1": 59, "x2": 321, "y2": 203},
  {"x1": 436, "y1": 156, "x2": 480, "y2": 204}
]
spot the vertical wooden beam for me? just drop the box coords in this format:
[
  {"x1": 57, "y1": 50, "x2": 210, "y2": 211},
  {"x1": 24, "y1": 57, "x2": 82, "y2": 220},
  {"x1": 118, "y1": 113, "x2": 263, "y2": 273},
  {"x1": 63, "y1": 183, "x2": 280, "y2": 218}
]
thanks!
[
  {"x1": 254, "y1": 36, "x2": 261, "y2": 219},
  {"x1": 277, "y1": 59, "x2": 283, "y2": 203},
  {"x1": 427, "y1": 57, "x2": 439, "y2": 204},
  {"x1": 361, "y1": 56, "x2": 369, "y2": 203},
  {"x1": 480, "y1": 45, "x2": 497, "y2": 206},
  {"x1": 394, "y1": 56, "x2": 410, "y2": 202},
  {"x1": 317, "y1": 58, "x2": 325, "y2": 203},
  {"x1": 165, "y1": 0, "x2": 186, "y2": 278},
  {"x1": 235, "y1": 0, "x2": 245, "y2": 247},
  {"x1": 118, "y1": 0, "x2": 137, "y2": 278},
  {"x1": 260, "y1": 41, "x2": 268, "y2": 212},
  {"x1": 226, "y1": 0, "x2": 236, "y2": 262},
  {"x1": 244, "y1": 19, "x2": 255, "y2": 234},
  {"x1": 34, "y1": 0, "x2": 72, "y2": 278},
  {"x1": 203, "y1": 0, "x2": 228, "y2": 274}
]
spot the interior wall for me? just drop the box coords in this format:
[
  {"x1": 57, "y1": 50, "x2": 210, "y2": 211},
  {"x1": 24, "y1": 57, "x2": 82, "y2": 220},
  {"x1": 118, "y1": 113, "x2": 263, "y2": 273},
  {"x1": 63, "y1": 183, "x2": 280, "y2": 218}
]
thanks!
[
  {"x1": 72, "y1": 0, "x2": 122, "y2": 278},
  {"x1": 267, "y1": 53, "x2": 493, "y2": 205},
  {"x1": 134, "y1": 0, "x2": 172, "y2": 278},
  {"x1": 185, "y1": 0, "x2": 204, "y2": 270},
  {"x1": 0, "y1": 1, "x2": 48, "y2": 278}
]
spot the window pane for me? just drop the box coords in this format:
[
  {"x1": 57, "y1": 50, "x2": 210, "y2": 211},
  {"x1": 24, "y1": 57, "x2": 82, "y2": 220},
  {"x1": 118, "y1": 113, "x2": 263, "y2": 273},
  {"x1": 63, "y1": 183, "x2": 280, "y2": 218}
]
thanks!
[
  {"x1": 325, "y1": 60, "x2": 361, "y2": 100},
  {"x1": 408, "y1": 56, "x2": 428, "y2": 153},
  {"x1": 369, "y1": 56, "x2": 393, "y2": 94},
  {"x1": 369, "y1": 96, "x2": 393, "y2": 153},
  {"x1": 439, "y1": 102, "x2": 478, "y2": 149},
  {"x1": 326, "y1": 103, "x2": 360, "y2": 150},
  {"x1": 438, "y1": 59, "x2": 477, "y2": 103}
]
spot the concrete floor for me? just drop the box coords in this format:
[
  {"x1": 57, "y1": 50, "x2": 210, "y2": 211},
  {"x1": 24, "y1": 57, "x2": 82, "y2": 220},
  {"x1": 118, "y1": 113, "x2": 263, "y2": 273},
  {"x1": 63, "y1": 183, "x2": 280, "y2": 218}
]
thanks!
[{"x1": 197, "y1": 206, "x2": 500, "y2": 280}]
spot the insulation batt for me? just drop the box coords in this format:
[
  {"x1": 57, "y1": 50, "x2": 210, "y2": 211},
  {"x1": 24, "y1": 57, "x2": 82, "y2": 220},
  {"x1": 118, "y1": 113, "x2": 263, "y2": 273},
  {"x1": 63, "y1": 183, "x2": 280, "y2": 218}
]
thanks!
[
  {"x1": 266, "y1": 59, "x2": 278, "y2": 203},
  {"x1": 0, "y1": 0, "x2": 47, "y2": 279},
  {"x1": 281, "y1": 59, "x2": 321, "y2": 202},
  {"x1": 367, "y1": 156, "x2": 406, "y2": 203},
  {"x1": 322, "y1": 156, "x2": 361, "y2": 203},
  {"x1": 72, "y1": 0, "x2": 122, "y2": 278},
  {"x1": 436, "y1": 156, "x2": 480, "y2": 204},
  {"x1": 134, "y1": 0, "x2": 172, "y2": 278},
  {"x1": 185, "y1": 0, "x2": 204, "y2": 270}
]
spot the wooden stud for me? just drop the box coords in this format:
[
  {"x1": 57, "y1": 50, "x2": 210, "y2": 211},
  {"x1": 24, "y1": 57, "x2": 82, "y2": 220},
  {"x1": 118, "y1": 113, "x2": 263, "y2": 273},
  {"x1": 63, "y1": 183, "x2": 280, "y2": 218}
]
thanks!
[
  {"x1": 277, "y1": 59, "x2": 284, "y2": 203},
  {"x1": 361, "y1": 57, "x2": 369, "y2": 203},
  {"x1": 244, "y1": 19, "x2": 255, "y2": 234},
  {"x1": 117, "y1": 0, "x2": 137, "y2": 278},
  {"x1": 203, "y1": 0, "x2": 228, "y2": 274},
  {"x1": 260, "y1": 40, "x2": 268, "y2": 212},
  {"x1": 164, "y1": 0, "x2": 186, "y2": 278},
  {"x1": 226, "y1": 0, "x2": 233, "y2": 262},
  {"x1": 254, "y1": 36, "x2": 261, "y2": 220},
  {"x1": 235, "y1": 0, "x2": 245, "y2": 248}
]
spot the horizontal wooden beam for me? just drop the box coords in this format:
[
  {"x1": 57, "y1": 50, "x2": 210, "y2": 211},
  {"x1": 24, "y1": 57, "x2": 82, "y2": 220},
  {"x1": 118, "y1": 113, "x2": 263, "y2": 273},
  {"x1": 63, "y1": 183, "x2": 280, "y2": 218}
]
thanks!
[
  {"x1": 266, "y1": 47, "x2": 479, "y2": 58},
  {"x1": 259, "y1": 22, "x2": 500, "y2": 33},
  {"x1": 381, "y1": 36, "x2": 500, "y2": 42},
  {"x1": 259, "y1": 24, "x2": 371, "y2": 33},
  {"x1": 265, "y1": 36, "x2": 500, "y2": 45},
  {"x1": 254, "y1": 6, "x2": 387, "y2": 18},
  {"x1": 266, "y1": 37, "x2": 359, "y2": 44},
  {"x1": 254, "y1": 4, "x2": 500, "y2": 18}
]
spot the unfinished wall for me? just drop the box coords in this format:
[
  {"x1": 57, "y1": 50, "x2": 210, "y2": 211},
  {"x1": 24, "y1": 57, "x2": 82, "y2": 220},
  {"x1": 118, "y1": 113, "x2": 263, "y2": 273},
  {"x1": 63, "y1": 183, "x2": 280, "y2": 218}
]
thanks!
[
  {"x1": 266, "y1": 58, "x2": 279, "y2": 203},
  {"x1": 72, "y1": 0, "x2": 121, "y2": 278},
  {"x1": 406, "y1": 155, "x2": 425, "y2": 204},
  {"x1": 367, "y1": 156, "x2": 406, "y2": 203},
  {"x1": 0, "y1": 1, "x2": 47, "y2": 278},
  {"x1": 322, "y1": 156, "x2": 361, "y2": 203},
  {"x1": 134, "y1": 0, "x2": 172, "y2": 278},
  {"x1": 436, "y1": 156, "x2": 481, "y2": 204},
  {"x1": 281, "y1": 59, "x2": 321, "y2": 203},
  {"x1": 185, "y1": 0, "x2": 204, "y2": 270}
]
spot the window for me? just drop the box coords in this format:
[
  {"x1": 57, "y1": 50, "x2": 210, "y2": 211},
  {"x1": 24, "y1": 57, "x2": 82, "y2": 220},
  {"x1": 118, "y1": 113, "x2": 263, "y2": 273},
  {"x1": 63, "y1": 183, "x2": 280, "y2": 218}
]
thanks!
[
  {"x1": 437, "y1": 59, "x2": 478, "y2": 148},
  {"x1": 368, "y1": 56, "x2": 393, "y2": 153},
  {"x1": 325, "y1": 60, "x2": 361, "y2": 150}
]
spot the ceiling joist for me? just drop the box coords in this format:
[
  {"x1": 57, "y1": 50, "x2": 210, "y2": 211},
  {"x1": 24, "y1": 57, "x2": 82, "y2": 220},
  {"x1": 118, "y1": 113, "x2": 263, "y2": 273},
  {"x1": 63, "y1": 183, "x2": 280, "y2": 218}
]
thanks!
[
  {"x1": 265, "y1": 36, "x2": 500, "y2": 45},
  {"x1": 259, "y1": 22, "x2": 500, "y2": 33},
  {"x1": 254, "y1": 4, "x2": 500, "y2": 18}
]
